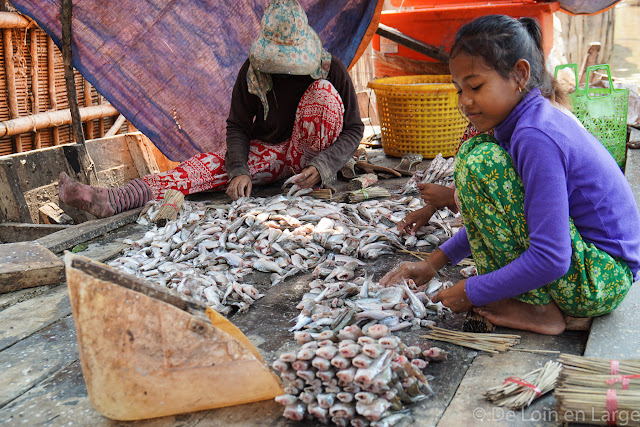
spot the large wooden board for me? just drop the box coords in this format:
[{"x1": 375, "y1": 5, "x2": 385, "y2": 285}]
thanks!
[
  {"x1": 0, "y1": 242, "x2": 64, "y2": 293},
  {"x1": 0, "y1": 315, "x2": 77, "y2": 407},
  {"x1": 0, "y1": 285, "x2": 70, "y2": 352}
]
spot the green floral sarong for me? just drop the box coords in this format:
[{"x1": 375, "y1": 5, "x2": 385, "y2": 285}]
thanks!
[{"x1": 455, "y1": 134, "x2": 633, "y2": 317}]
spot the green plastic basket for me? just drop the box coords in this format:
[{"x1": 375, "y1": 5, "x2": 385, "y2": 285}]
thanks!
[{"x1": 555, "y1": 63, "x2": 629, "y2": 169}]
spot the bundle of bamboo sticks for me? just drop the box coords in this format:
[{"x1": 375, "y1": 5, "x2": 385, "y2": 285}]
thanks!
[
  {"x1": 420, "y1": 326, "x2": 520, "y2": 354},
  {"x1": 151, "y1": 189, "x2": 184, "y2": 225},
  {"x1": 555, "y1": 354, "x2": 640, "y2": 426},
  {"x1": 347, "y1": 186, "x2": 390, "y2": 203},
  {"x1": 485, "y1": 361, "x2": 562, "y2": 409}
]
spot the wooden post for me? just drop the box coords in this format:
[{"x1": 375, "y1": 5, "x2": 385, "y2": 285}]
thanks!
[
  {"x1": 47, "y1": 37, "x2": 59, "y2": 145},
  {"x1": 3, "y1": 28, "x2": 21, "y2": 153},
  {"x1": 83, "y1": 78, "x2": 94, "y2": 139},
  {"x1": 97, "y1": 95, "x2": 105, "y2": 137},
  {"x1": 61, "y1": 0, "x2": 85, "y2": 145},
  {"x1": 578, "y1": 42, "x2": 601, "y2": 87},
  {"x1": 30, "y1": 29, "x2": 41, "y2": 150}
]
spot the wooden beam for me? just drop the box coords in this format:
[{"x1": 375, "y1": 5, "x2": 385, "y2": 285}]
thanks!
[
  {"x1": 47, "y1": 37, "x2": 59, "y2": 145},
  {"x1": 0, "y1": 104, "x2": 119, "y2": 138},
  {"x1": 3, "y1": 28, "x2": 22, "y2": 153},
  {"x1": 0, "y1": 11, "x2": 31, "y2": 29},
  {"x1": 35, "y1": 207, "x2": 143, "y2": 254},
  {"x1": 30, "y1": 29, "x2": 41, "y2": 150},
  {"x1": 0, "y1": 222, "x2": 71, "y2": 242},
  {"x1": 104, "y1": 114, "x2": 126, "y2": 138},
  {"x1": 376, "y1": 23, "x2": 450, "y2": 64}
]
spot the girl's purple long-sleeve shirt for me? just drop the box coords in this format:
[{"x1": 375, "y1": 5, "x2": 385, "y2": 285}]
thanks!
[{"x1": 440, "y1": 88, "x2": 640, "y2": 306}]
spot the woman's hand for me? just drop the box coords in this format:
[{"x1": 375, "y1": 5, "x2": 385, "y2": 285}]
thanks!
[
  {"x1": 417, "y1": 183, "x2": 456, "y2": 210},
  {"x1": 379, "y1": 260, "x2": 435, "y2": 288},
  {"x1": 397, "y1": 205, "x2": 436, "y2": 235},
  {"x1": 226, "y1": 175, "x2": 252, "y2": 200},
  {"x1": 292, "y1": 166, "x2": 321, "y2": 189},
  {"x1": 432, "y1": 279, "x2": 473, "y2": 313}
]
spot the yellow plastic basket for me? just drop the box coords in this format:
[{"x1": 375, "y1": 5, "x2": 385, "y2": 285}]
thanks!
[{"x1": 367, "y1": 75, "x2": 468, "y2": 158}]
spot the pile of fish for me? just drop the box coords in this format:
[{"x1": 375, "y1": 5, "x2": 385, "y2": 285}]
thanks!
[
  {"x1": 273, "y1": 323, "x2": 447, "y2": 426},
  {"x1": 107, "y1": 194, "x2": 457, "y2": 315},
  {"x1": 291, "y1": 262, "x2": 452, "y2": 336},
  {"x1": 400, "y1": 154, "x2": 455, "y2": 195}
]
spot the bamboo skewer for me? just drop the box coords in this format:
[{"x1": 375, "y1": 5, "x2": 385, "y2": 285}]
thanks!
[
  {"x1": 486, "y1": 361, "x2": 562, "y2": 410},
  {"x1": 420, "y1": 326, "x2": 520, "y2": 354}
]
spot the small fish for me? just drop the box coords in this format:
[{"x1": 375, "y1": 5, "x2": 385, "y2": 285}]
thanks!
[
  {"x1": 282, "y1": 402, "x2": 307, "y2": 421},
  {"x1": 274, "y1": 394, "x2": 298, "y2": 406}
]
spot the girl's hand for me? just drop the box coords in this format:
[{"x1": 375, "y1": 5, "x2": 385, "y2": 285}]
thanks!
[
  {"x1": 397, "y1": 205, "x2": 436, "y2": 235},
  {"x1": 292, "y1": 166, "x2": 321, "y2": 189},
  {"x1": 379, "y1": 260, "x2": 436, "y2": 287},
  {"x1": 227, "y1": 175, "x2": 252, "y2": 200},
  {"x1": 432, "y1": 279, "x2": 473, "y2": 313},
  {"x1": 417, "y1": 183, "x2": 456, "y2": 210}
]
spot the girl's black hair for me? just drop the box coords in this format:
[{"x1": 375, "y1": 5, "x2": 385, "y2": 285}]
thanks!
[{"x1": 450, "y1": 14, "x2": 567, "y2": 106}]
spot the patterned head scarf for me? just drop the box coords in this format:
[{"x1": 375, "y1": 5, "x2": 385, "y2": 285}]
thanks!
[{"x1": 247, "y1": 0, "x2": 331, "y2": 119}]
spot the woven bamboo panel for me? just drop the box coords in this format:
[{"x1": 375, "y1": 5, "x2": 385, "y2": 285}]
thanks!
[{"x1": 0, "y1": 27, "x2": 119, "y2": 156}]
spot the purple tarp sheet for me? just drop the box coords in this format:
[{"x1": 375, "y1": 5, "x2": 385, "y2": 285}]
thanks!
[{"x1": 12, "y1": 1, "x2": 381, "y2": 161}]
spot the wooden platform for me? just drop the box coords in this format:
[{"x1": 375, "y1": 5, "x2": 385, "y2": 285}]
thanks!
[{"x1": 0, "y1": 148, "x2": 595, "y2": 426}]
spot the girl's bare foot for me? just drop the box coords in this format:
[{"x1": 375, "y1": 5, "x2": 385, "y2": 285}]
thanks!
[
  {"x1": 58, "y1": 172, "x2": 114, "y2": 218},
  {"x1": 473, "y1": 298, "x2": 566, "y2": 335}
]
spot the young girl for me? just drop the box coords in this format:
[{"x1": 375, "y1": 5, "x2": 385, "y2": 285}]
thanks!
[{"x1": 381, "y1": 14, "x2": 640, "y2": 335}]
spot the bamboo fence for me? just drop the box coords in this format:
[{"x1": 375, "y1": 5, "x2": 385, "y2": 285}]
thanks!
[{"x1": 0, "y1": 8, "x2": 125, "y2": 157}]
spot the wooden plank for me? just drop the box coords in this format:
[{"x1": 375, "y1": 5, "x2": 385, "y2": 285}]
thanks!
[
  {"x1": 0, "y1": 315, "x2": 77, "y2": 407},
  {"x1": 39, "y1": 202, "x2": 74, "y2": 225},
  {"x1": 35, "y1": 207, "x2": 143, "y2": 254},
  {"x1": 0, "y1": 360, "x2": 213, "y2": 426},
  {"x1": 72, "y1": 222, "x2": 148, "y2": 263},
  {"x1": 125, "y1": 133, "x2": 160, "y2": 177},
  {"x1": 140, "y1": 133, "x2": 180, "y2": 172},
  {"x1": 0, "y1": 285, "x2": 70, "y2": 352},
  {"x1": 0, "y1": 223, "x2": 71, "y2": 243},
  {"x1": 0, "y1": 242, "x2": 64, "y2": 293},
  {"x1": 0, "y1": 158, "x2": 33, "y2": 223},
  {"x1": 85, "y1": 134, "x2": 142, "y2": 184},
  {"x1": 0, "y1": 283, "x2": 59, "y2": 311}
]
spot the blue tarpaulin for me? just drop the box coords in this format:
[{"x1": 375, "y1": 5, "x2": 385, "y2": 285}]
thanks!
[{"x1": 12, "y1": 1, "x2": 382, "y2": 161}]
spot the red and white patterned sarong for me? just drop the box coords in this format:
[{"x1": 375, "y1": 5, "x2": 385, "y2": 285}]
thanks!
[{"x1": 143, "y1": 79, "x2": 344, "y2": 200}]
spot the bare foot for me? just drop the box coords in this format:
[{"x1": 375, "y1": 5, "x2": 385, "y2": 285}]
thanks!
[
  {"x1": 473, "y1": 299, "x2": 566, "y2": 335},
  {"x1": 58, "y1": 172, "x2": 114, "y2": 218}
]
